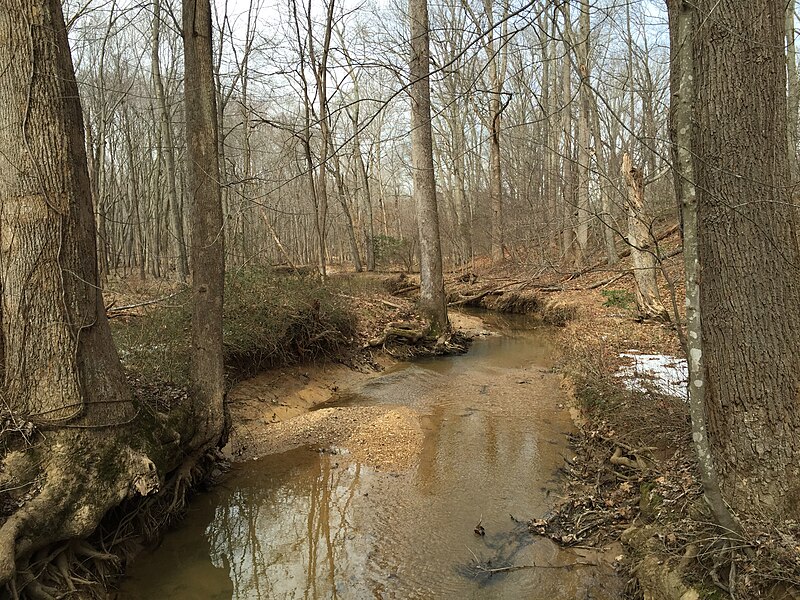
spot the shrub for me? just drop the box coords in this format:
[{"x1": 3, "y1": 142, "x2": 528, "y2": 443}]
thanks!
[
  {"x1": 601, "y1": 289, "x2": 635, "y2": 309},
  {"x1": 111, "y1": 269, "x2": 358, "y2": 387}
]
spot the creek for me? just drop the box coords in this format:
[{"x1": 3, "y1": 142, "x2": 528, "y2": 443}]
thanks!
[{"x1": 119, "y1": 313, "x2": 623, "y2": 599}]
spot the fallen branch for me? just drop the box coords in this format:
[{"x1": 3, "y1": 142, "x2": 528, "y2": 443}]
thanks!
[
  {"x1": 448, "y1": 280, "x2": 524, "y2": 307},
  {"x1": 106, "y1": 289, "x2": 187, "y2": 316},
  {"x1": 380, "y1": 299, "x2": 405, "y2": 310},
  {"x1": 392, "y1": 284, "x2": 420, "y2": 296},
  {"x1": 585, "y1": 272, "x2": 629, "y2": 290}
]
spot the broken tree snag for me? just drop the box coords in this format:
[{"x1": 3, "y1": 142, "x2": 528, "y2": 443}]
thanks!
[{"x1": 621, "y1": 153, "x2": 670, "y2": 322}]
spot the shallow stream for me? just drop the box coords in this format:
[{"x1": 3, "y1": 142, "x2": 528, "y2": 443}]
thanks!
[{"x1": 119, "y1": 314, "x2": 622, "y2": 599}]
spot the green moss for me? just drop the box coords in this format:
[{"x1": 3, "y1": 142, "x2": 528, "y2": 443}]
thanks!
[{"x1": 639, "y1": 481, "x2": 664, "y2": 519}]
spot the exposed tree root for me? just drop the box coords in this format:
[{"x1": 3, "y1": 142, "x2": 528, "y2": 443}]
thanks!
[
  {"x1": 365, "y1": 321, "x2": 471, "y2": 359},
  {"x1": 366, "y1": 322, "x2": 425, "y2": 347},
  {"x1": 0, "y1": 410, "x2": 227, "y2": 599},
  {"x1": 0, "y1": 428, "x2": 163, "y2": 596}
]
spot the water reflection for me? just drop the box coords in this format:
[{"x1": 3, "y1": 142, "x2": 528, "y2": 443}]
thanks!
[{"x1": 204, "y1": 452, "x2": 372, "y2": 600}]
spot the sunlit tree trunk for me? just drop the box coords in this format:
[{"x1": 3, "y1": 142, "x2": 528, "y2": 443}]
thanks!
[{"x1": 410, "y1": 0, "x2": 449, "y2": 335}]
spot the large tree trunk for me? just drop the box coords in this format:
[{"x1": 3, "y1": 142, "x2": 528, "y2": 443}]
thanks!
[
  {"x1": 0, "y1": 0, "x2": 164, "y2": 588},
  {"x1": 409, "y1": 0, "x2": 449, "y2": 336},
  {"x1": 184, "y1": 0, "x2": 226, "y2": 449},
  {"x1": 667, "y1": 0, "x2": 742, "y2": 536},
  {"x1": 787, "y1": 0, "x2": 800, "y2": 180},
  {"x1": 677, "y1": 0, "x2": 800, "y2": 523}
]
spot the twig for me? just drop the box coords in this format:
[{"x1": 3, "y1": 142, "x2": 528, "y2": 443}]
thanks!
[{"x1": 380, "y1": 299, "x2": 404, "y2": 310}]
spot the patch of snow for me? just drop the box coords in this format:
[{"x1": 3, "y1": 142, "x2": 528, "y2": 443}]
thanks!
[{"x1": 616, "y1": 353, "x2": 688, "y2": 399}]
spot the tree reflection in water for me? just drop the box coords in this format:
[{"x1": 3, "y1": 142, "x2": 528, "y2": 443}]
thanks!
[{"x1": 207, "y1": 450, "x2": 367, "y2": 599}]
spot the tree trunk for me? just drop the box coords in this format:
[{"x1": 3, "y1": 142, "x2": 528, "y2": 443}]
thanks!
[
  {"x1": 674, "y1": 0, "x2": 800, "y2": 524},
  {"x1": 483, "y1": 0, "x2": 507, "y2": 264},
  {"x1": 332, "y1": 153, "x2": 363, "y2": 272},
  {"x1": 184, "y1": 0, "x2": 226, "y2": 449},
  {"x1": 575, "y1": 0, "x2": 591, "y2": 261},
  {"x1": 352, "y1": 130, "x2": 376, "y2": 272},
  {"x1": 787, "y1": 0, "x2": 800, "y2": 180},
  {"x1": 666, "y1": 0, "x2": 742, "y2": 537},
  {"x1": 409, "y1": 0, "x2": 449, "y2": 336},
  {"x1": 696, "y1": 0, "x2": 800, "y2": 521},
  {"x1": 589, "y1": 92, "x2": 619, "y2": 265},
  {"x1": 0, "y1": 0, "x2": 163, "y2": 586},
  {"x1": 153, "y1": 0, "x2": 189, "y2": 282}
]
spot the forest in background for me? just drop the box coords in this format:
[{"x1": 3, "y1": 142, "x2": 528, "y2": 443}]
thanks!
[{"x1": 67, "y1": 0, "x2": 675, "y2": 278}]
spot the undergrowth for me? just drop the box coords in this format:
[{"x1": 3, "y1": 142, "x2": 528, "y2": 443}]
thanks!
[
  {"x1": 601, "y1": 289, "x2": 636, "y2": 310},
  {"x1": 111, "y1": 268, "x2": 358, "y2": 387}
]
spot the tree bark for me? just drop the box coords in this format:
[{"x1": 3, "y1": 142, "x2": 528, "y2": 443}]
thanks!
[
  {"x1": 409, "y1": 0, "x2": 449, "y2": 336},
  {"x1": 0, "y1": 0, "x2": 163, "y2": 585},
  {"x1": 787, "y1": 0, "x2": 800, "y2": 180},
  {"x1": 184, "y1": 0, "x2": 226, "y2": 448},
  {"x1": 575, "y1": 0, "x2": 591, "y2": 261},
  {"x1": 667, "y1": 0, "x2": 743, "y2": 537},
  {"x1": 673, "y1": 0, "x2": 800, "y2": 524}
]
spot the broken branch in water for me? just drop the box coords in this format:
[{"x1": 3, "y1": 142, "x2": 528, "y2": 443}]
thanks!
[{"x1": 465, "y1": 545, "x2": 583, "y2": 577}]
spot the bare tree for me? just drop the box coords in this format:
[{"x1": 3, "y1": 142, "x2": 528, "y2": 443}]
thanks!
[
  {"x1": 184, "y1": 0, "x2": 226, "y2": 447},
  {"x1": 410, "y1": 0, "x2": 449, "y2": 334},
  {"x1": 153, "y1": 0, "x2": 189, "y2": 281}
]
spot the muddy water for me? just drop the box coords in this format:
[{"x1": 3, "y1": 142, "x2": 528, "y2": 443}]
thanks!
[{"x1": 119, "y1": 314, "x2": 623, "y2": 599}]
